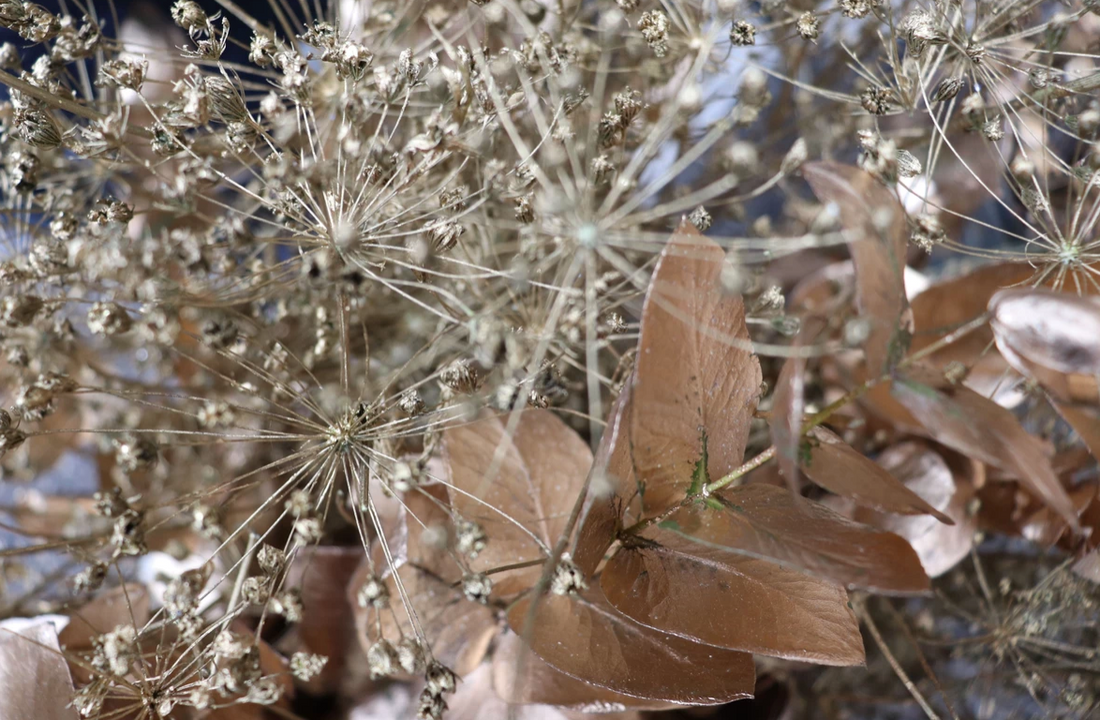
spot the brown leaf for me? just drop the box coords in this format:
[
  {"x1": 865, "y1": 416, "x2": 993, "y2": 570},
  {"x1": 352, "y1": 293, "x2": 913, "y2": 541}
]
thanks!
[
  {"x1": 0, "y1": 622, "x2": 79, "y2": 720},
  {"x1": 891, "y1": 366, "x2": 1080, "y2": 533},
  {"x1": 442, "y1": 410, "x2": 591, "y2": 596},
  {"x1": 628, "y1": 219, "x2": 762, "y2": 515},
  {"x1": 800, "y1": 426, "x2": 953, "y2": 522},
  {"x1": 908, "y1": 263, "x2": 1034, "y2": 396},
  {"x1": 669, "y1": 484, "x2": 929, "y2": 593},
  {"x1": 59, "y1": 583, "x2": 150, "y2": 651},
  {"x1": 856, "y1": 443, "x2": 976, "y2": 578},
  {"x1": 492, "y1": 631, "x2": 676, "y2": 711},
  {"x1": 354, "y1": 484, "x2": 498, "y2": 677},
  {"x1": 506, "y1": 584, "x2": 756, "y2": 705},
  {"x1": 600, "y1": 529, "x2": 865, "y2": 664},
  {"x1": 283, "y1": 545, "x2": 362, "y2": 693},
  {"x1": 803, "y1": 162, "x2": 912, "y2": 376},
  {"x1": 573, "y1": 385, "x2": 634, "y2": 578},
  {"x1": 360, "y1": 562, "x2": 496, "y2": 677}
]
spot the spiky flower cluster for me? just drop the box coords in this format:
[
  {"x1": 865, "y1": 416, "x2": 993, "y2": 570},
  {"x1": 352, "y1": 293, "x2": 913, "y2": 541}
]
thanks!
[{"x1": 1, "y1": 0, "x2": 1099, "y2": 718}]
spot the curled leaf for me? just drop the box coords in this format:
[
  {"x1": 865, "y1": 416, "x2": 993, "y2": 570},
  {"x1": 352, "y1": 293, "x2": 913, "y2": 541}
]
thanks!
[
  {"x1": 506, "y1": 584, "x2": 756, "y2": 705},
  {"x1": 857, "y1": 443, "x2": 976, "y2": 578}
]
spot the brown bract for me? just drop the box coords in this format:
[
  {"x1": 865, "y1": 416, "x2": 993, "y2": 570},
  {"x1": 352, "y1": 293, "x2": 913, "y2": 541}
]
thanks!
[
  {"x1": 600, "y1": 528, "x2": 865, "y2": 664},
  {"x1": 891, "y1": 365, "x2": 1080, "y2": 532},
  {"x1": 803, "y1": 162, "x2": 912, "y2": 377},
  {"x1": 628, "y1": 219, "x2": 762, "y2": 514},
  {"x1": 506, "y1": 584, "x2": 756, "y2": 704},
  {"x1": 990, "y1": 288, "x2": 1100, "y2": 459},
  {"x1": 663, "y1": 484, "x2": 930, "y2": 594},
  {"x1": 856, "y1": 443, "x2": 977, "y2": 578},
  {"x1": 0, "y1": 622, "x2": 79, "y2": 720},
  {"x1": 441, "y1": 409, "x2": 593, "y2": 596},
  {"x1": 800, "y1": 426, "x2": 953, "y2": 523}
]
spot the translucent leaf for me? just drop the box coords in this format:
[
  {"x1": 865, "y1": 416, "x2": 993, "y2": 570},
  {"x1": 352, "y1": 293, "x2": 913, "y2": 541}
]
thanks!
[
  {"x1": 990, "y1": 288, "x2": 1100, "y2": 401},
  {"x1": 600, "y1": 529, "x2": 865, "y2": 664},
  {"x1": 803, "y1": 162, "x2": 912, "y2": 376},
  {"x1": 665, "y1": 484, "x2": 929, "y2": 593},
  {"x1": 800, "y1": 426, "x2": 953, "y2": 522},
  {"x1": 506, "y1": 584, "x2": 755, "y2": 705},
  {"x1": 909, "y1": 263, "x2": 1034, "y2": 397},
  {"x1": 628, "y1": 219, "x2": 762, "y2": 514},
  {"x1": 0, "y1": 622, "x2": 78, "y2": 720}
]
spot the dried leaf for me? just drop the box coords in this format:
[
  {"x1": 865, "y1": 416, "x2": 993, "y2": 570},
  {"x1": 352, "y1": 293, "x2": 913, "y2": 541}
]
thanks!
[
  {"x1": 506, "y1": 584, "x2": 755, "y2": 705},
  {"x1": 803, "y1": 162, "x2": 912, "y2": 376},
  {"x1": 628, "y1": 219, "x2": 762, "y2": 515},
  {"x1": 283, "y1": 545, "x2": 362, "y2": 693},
  {"x1": 990, "y1": 288, "x2": 1100, "y2": 404},
  {"x1": 492, "y1": 631, "x2": 675, "y2": 711},
  {"x1": 0, "y1": 622, "x2": 79, "y2": 720},
  {"x1": 442, "y1": 410, "x2": 592, "y2": 596},
  {"x1": 856, "y1": 443, "x2": 976, "y2": 577},
  {"x1": 666, "y1": 484, "x2": 930, "y2": 593},
  {"x1": 573, "y1": 385, "x2": 634, "y2": 578},
  {"x1": 891, "y1": 365, "x2": 1079, "y2": 533},
  {"x1": 600, "y1": 528, "x2": 865, "y2": 664},
  {"x1": 362, "y1": 562, "x2": 496, "y2": 677},
  {"x1": 909, "y1": 263, "x2": 1034, "y2": 396},
  {"x1": 800, "y1": 426, "x2": 953, "y2": 522}
]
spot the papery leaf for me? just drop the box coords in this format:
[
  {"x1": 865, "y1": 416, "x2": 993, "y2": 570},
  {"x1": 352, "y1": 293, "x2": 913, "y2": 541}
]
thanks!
[
  {"x1": 600, "y1": 529, "x2": 864, "y2": 664},
  {"x1": 800, "y1": 426, "x2": 953, "y2": 523},
  {"x1": 355, "y1": 484, "x2": 498, "y2": 677},
  {"x1": 667, "y1": 484, "x2": 929, "y2": 593},
  {"x1": 492, "y1": 631, "x2": 676, "y2": 711},
  {"x1": 442, "y1": 410, "x2": 592, "y2": 596},
  {"x1": 282, "y1": 545, "x2": 361, "y2": 693},
  {"x1": 359, "y1": 562, "x2": 496, "y2": 677},
  {"x1": 990, "y1": 288, "x2": 1100, "y2": 458},
  {"x1": 451, "y1": 659, "x2": 646, "y2": 720},
  {"x1": 803, "y1": 162, "x2": 912, "y2": 376},
  {"x1": 573, "y1": 385, "x2": 634, "y2": 578},
  {"x1": 856, "y1": 443, "x2": 976, "y2": 578},
  {"x1": 507, "y1": 584, "x2": 755, "y2": 704},
  {"x1": 908, "y1": 263, "x2": 1034, "y2": 395},
  {"x1": 891, "y1": 365, "x2": 1080, "y2": 532},
  {"x1": 0, "y1": 622, "x2": 78, "y2": 720},
  {"x1": 628, "y1": 219, "x2": 762, "y2": 515}
]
